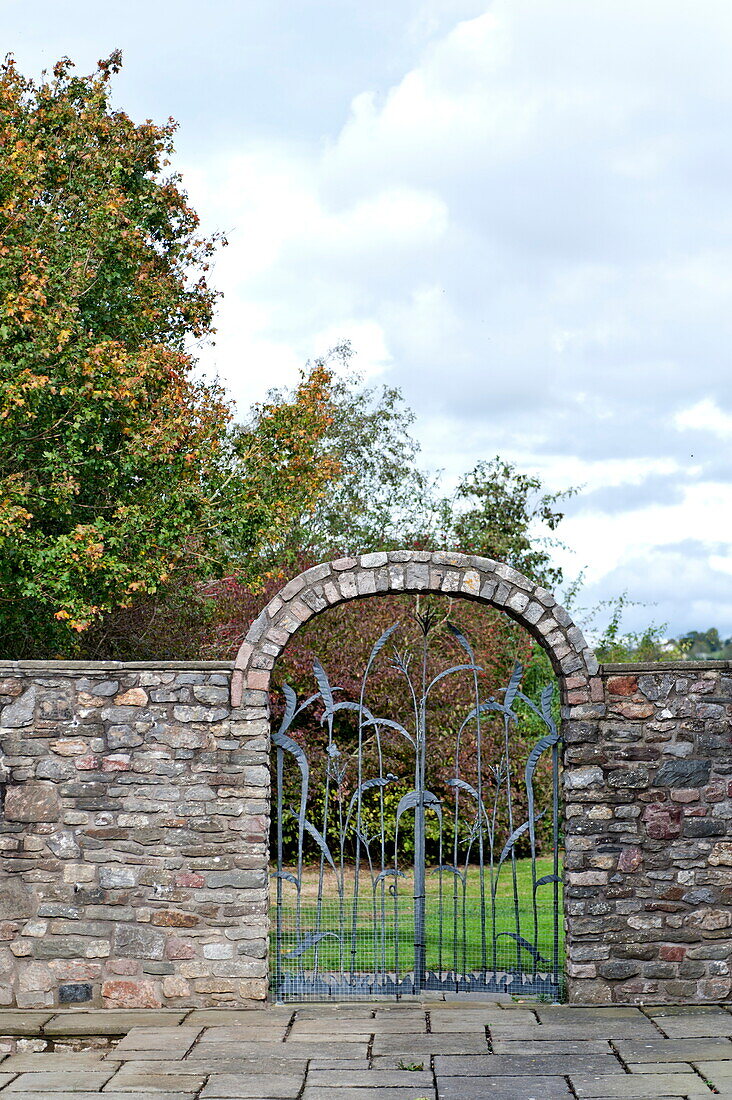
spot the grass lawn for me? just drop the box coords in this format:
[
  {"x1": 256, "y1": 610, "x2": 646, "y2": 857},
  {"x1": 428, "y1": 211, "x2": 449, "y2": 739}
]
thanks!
[{"x1": 273, "y1": 856, "x2": 563, "y2": 976}]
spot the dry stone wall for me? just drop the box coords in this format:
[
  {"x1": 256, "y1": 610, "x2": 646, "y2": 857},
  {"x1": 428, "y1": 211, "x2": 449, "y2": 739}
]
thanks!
[
  {"x1": 0, "y1": 550, "x2": 729, "y2": 1009},
  {"x1": 565, "y1": 663, "x2": 732, "y2": 1005},
  {"x1": 0, "y1": 663, "x2": 268, "y2": 1010}
]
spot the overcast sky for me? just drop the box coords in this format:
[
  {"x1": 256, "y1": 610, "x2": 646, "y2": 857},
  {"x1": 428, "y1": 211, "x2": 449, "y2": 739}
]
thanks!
[{"x1": 7, "y1": 0, "x2": 732, "y2": 638}]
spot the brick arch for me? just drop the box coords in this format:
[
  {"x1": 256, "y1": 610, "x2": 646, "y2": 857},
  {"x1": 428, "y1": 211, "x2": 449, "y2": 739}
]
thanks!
[{"x1": 231, "y1": 550, "x2": 600, "y2": 711}]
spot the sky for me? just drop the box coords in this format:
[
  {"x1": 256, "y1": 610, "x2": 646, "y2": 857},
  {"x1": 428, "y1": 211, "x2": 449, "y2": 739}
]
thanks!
[{"x1": 6, "y1": 0, "x2": 732, "y2": 638}]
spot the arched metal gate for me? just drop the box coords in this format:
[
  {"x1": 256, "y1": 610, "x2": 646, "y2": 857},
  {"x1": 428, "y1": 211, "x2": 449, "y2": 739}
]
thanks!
[{"x1": 271, "y1": 612, "x2": 563, "y2": 1001}]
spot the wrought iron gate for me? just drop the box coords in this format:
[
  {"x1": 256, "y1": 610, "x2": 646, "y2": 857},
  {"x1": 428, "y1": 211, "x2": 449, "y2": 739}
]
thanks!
[{"x1": 271, "y1": 611, "x2": 563, "y2": 1001}]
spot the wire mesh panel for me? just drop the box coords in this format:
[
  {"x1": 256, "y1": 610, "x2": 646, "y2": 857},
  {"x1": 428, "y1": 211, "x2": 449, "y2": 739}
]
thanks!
[{"x1": 271, "y1": 611, "x2": 564, "y2": 1001}]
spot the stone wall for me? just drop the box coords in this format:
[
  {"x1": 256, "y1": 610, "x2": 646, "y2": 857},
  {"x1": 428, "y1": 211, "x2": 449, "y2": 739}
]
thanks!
[
  {"x1": 0, "y1": 560, "x2": 729, "y2": 1010},
  {"x1": 564, "y1": 663, "x2": 732, "y2": 1005},
  {"x1": 0, "y1": 662, "x2": 269, "y2": 1010}
]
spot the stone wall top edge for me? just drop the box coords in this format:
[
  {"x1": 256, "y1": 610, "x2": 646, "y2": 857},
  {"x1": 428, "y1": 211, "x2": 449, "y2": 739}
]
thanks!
[
  {"x1": 0, "y1": 660, "x2": 234, "y2": 673},
  {"x1": 600, "y1": 659, "x2": 732, "y2": 674}
]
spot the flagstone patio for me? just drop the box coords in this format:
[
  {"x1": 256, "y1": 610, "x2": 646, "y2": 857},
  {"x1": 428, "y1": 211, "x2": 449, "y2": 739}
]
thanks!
[{"x1": 0, "y1": 1001, "x2": 729, "y2": 1099}]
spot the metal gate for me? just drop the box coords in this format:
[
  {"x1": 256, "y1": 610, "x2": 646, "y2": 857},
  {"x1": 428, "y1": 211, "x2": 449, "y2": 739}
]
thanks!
[{"x1": 271, "y1": 610, "x2": 563, "y2": 1001}]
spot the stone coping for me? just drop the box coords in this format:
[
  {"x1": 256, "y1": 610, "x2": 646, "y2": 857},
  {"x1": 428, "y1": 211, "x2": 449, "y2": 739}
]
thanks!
[
  {"x1": 0, "y1": 660, "x2": 234, "y2": 672},
  {"x1": 1, "y1": 657, "x2": 728, "y2": 674}
]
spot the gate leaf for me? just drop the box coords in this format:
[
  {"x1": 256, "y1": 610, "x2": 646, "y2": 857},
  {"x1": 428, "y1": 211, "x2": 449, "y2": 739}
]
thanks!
[
  {"x1": 278, "y1": 683, "x2": 297, "y2": 736},
  {"x1": 426, "y1": 664, "x2": 482, "y2": 695},
  {"x1": 373, "y1": 868, "x2": 406, "y2": 889},
  {"x1": 347, "y1": 774, "x2": 399, "y2": 818},
  {"x1": 283, "y1": 930, "x2": 339, "y2": 958},
  {"x1": 445, "y1": 622, "x2": 476, "y2": 663},
  {"x1": 270, "y1": 870, "x2": 300, "y2": 890},
  {"x1": 312, "y1": 658, "x2": 334, "y2": 716},
  {"x1": 273, "y1": 730, "x2": 309, "y2": 791},
  {"x1": 502, "y1": 661, "x2": 523, "y2": 710},
  {"x1": 294, "y1": 813, "x2": 337, "y2": 874},
  {"x1": 429, "y1": 864, "x2": 465, "y2": 884},
  {"x1": 498, "y1": 811, "x2": 545, "y2": 865},
  {"x1": 362, "y1": 716, "x2": 415, "y2": 747},
  {"x1": 540, "y1": 682, "x2": 556, "y2": 730},
  {"x1": 396, "y1": 789, "x2": 442, "y2": 826},
  {"x1": 534, "y1": 874, "x2": 561, "y2": 889},
  {"x1": 496, "y1": 931, "x2": 552, "y2": 967},
  {"x1": 364, "y1": 621, "x2": 402, "y2": 677}
]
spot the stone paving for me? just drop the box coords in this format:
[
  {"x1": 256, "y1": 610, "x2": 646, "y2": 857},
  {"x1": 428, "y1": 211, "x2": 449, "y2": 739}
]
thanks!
[{"x1": 0, "y1": 1001, "x2": 729, "y2": 1099}]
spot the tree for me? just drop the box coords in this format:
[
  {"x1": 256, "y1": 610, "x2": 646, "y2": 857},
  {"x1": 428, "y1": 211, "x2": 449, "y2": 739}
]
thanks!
[
  {"x1": 262, "y1": 353, "x2": 574, "y2": 590},
  {"x1": 0, "y1": 54, "x2": 338, "y2": 657}
]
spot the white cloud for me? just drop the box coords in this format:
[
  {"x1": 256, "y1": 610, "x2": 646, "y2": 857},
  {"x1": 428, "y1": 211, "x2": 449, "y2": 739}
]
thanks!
[
  {"x1": 178, "y1": 1, "x2": 732, "y2": 631},
  {"x1": 675, "y1": 398, "x2": 732, "y2": 439}
]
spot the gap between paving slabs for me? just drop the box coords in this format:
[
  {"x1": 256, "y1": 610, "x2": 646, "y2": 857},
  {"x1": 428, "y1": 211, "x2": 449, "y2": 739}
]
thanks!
[{"x1": 0, "y1": 1003, "x2": 728, "y2": 1098}]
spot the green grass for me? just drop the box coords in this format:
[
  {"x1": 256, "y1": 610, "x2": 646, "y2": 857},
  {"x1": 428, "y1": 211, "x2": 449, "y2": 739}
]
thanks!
[{"x1": 273, "y1": 856, "x2": 563, "y2": 975}]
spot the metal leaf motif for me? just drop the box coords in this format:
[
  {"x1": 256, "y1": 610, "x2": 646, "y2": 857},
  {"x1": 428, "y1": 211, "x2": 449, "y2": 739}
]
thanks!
[
  {"x1": 445, "y1": 621, "x2": 476, "y2": 662},
  {"x1": 365, "y1": 621, "x2": 402, "y2": 676},
  {"x1": 429, "y1": 864, "x2": 465, "y2": 883},
  {"x1": 362, "y1": 716, "x2": 415, "y2": 747},
  {"x1": 426, "y1": 664, "x2": 482, "y2": 695},
  {"x1": 503, "y1": 661, "x2": 523, "y2": 710},
  {"x1": 373, "y1": 868, "x2": 406, "y2": 889},
  {"x1": 273, "y1": 730, "x2": 309, "y2": 789},
  {"x1": 534, "y1": 874, "x2": 562, "y2": 889},
  {"x1": 283, "y1": 930, "x2": 339, "y2": 958},
  {"x1": 278, "y1": 683, "x2": 298, "y2": 736},
  {"x1": 347, "y1": 774, "x2": 399, "y2": 817},
  {"x1": 396, "y1": 789, "x2": 442, "y2": 825},
  {"x1": 498, "y1": 811, "x2": 545, "y2": 865},
  {"x1": 271, "y1": 870, "x2": 300, "y2": 889},
  {"x1": 312, "y1": 658, "x2": 334, "y2": 716},
  {"x1": 496, "y1": 931, "x2": 552, "y2": 967},
  {"x1": 296, "y1": 814, "x2": 337, "y2": 874}
]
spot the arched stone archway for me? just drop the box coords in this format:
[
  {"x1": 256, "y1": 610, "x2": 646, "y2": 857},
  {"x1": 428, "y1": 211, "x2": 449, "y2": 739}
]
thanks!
[
  {"x1": 232, "y1": 550, "x2": 604, "y2": 1003},
  {"x1": 232, "y1": 550, "x2": 600, "y2": 708}
]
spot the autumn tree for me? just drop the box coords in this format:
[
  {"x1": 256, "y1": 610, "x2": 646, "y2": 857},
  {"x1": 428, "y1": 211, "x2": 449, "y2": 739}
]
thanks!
[{"x1": 0, "y1": 53, "x2": 338, "y2": 657}]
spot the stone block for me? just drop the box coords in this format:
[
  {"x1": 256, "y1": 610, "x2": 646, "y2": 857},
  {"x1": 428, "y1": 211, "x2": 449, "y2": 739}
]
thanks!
[
  {"x1": 1, "y1": 685, "x2": 36, "y2": 727},
  {"x1": 5, "y1": 781, "x2": 60, "y2": 822},
  {"x1": 58, "y1": 982, "x2": 92, "y2": 1003},
  {"x1": 655, "y1": 759, "x2": 712, "y2": 788},
  {"x1": 101, "y1": 978, "x2": 162, "y2": 1008},
  {"x1": 114, "y1": 925, "x2": 165, "y2": 960}
]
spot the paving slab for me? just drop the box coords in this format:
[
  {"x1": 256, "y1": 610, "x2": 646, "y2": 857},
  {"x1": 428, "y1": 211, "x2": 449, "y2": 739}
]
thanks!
[
  {"x1": 372, "y1": 1034, "x2": 489, "y2": 1056},
  {"x1": 0, "y1": 1052, "x2": 111, "y2": 1070},
  {"x1": 570, "y1": 1074, "x2": 713, "y2": 1098},
  {"x1": 306, "y1": 1069, "x2": 435, "y2": 1087},
  {"x1": 200, "y1": 1074, "x2": 305, "y2": 1098},
  {"x1": 645, "y1": 1005, "x2": 729, "y2": 1017},
  {"x1": 117, "y1": 1028, "x2": 202, "y2": 1050},
  {"x1": 103, "y1": 1073, "x2": 208, "y2": 1092},
  {"x1": 183, "y1": 1009, "x2": 278, "y2": 1026},
  {"x1": 491, "y1": 1039, "x2": 612, "y2": 1055},
  {"x1": 198, "y1": 1025, "x2": 290, "y2": 1041},
  {"x1": 434, "y1": 1054, "x2": 623, "y2": 1077},
  {"x1": 302, "y1": 1091, "x2": 436, "y2": 1100},
  {"x1": 536, "y1": 1007, "x2": 644, "y2": 1021},
  {"x1": 308, "y1": 1059, "x2": 372, "y2": 1071},
  {"x1": 44, "y1": 1011, "x2": 188, "y2": 1036},
  {"x1": 4, "y1": 1067, "x2": 118, "y2": 1090},
  {"x1": 697, "y1": 1060, "x2": 732, "y2": 1081},
  {"x1": 0, "y1": 1011, "x2": 55, "y2": 1035},
  {"x1": 16, "y1": 1095, "x2": 197, "y2": 1100},
  {"x1": 488, "y1": 1021, "x2": 660, "y2": 1040},
  {"x1": 626, "y1": 1061, "x2": 696, "y2": 1073},
  {"x1": 436, "y1": 1076, "x2": 573, "y2": 1099},
  {"x1": 654, "y1": 1015, "x2": 732, "y2": 1038},
  {"x1": 614, "y1": 1037, "x2": 732, "y2": 1062},
  {"x1": 186, "y1": 1041, "x2": 368, "y2": 1060},
  {"x1": 109, "y1": 1049, "x2": 192, "y2": 1061}
]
